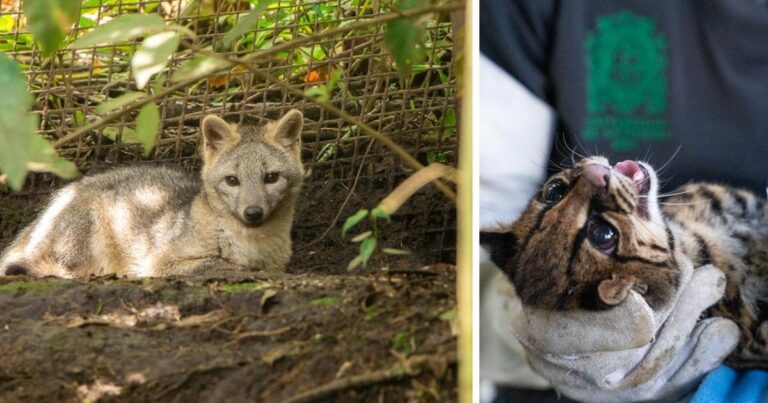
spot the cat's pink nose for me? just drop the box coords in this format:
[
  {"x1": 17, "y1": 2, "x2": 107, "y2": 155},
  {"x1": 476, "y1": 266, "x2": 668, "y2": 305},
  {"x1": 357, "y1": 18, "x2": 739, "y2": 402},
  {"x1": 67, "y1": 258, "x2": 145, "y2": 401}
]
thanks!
[{"x1": 584, "y1": 164, "x2": 610, "y2": 188}]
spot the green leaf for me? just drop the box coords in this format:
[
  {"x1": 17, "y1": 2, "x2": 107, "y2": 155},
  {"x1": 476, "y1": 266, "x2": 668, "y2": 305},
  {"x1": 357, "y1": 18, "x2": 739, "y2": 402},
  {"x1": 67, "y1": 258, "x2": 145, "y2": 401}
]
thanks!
[
  {"x1": 437, "y1": 68, "x2": 450, "y2": 85},
  {"x1": 427, "y1": 151, "x2": 447, "y2": 163},
  {"x1": 327, "y1": 71, "x2": 342, "y2": 91},
  {"x1": 392, "y1": 331, "x2": 414, "y2": 353},
  {"x1": 371, "y1": 207, "x2": 391, "y2": 221},
  {"x1": 143, "y1": 1, "x2": 160, "y2": 13},
  {"x1": 152, "y1": 74, "x2": 167, "y2": 95},
  {"x1": 78, "y1": 16, "x2": 97, "y2": 29},
  {"x1": 310, "y1": 295, "x2": 338, "y2": 306},
  {"x1": 382, "y1": 247, "x2": 411, "y2": 256},
  {"x1": 384, "y1": 0, "x2": 427, "y2": 77},
  {"x1": 443, "y1": 108, "x2": 457, "y2": 127},
  {"x1": 82, "y1": 0, "x2": 108, "y2": 8},
  {"x1": 222, "y1": 0, "x2": 273, "y2": 47},
  {"x1": 411, "y1": 64, "x2": 429, "y2": 75},
  {"x1": 346, "y1": 255, "x2": 363, "y2": 271},
  {"x1": 0, "y1": 15, "x2": 15, "y2": 32},
  {"x1": 28, "y1": 154, "x2": 78, "y2": 180},
  {"x1": 304, "y1": 86, "x2": 329, "y2": 103},
  {"x1": 364, "y1": 307, "x2": 378, "y2": 321},
  {"x1": 304, "y1": 71, "x2": 343, "y2": 103},
  {"x1": 171, "y1": 55, "x2": 229, "y2": 84},
  {"x1": 0, "y1": 54, "x2": 78, "y2": 190},
  {"x1": 360, "y1": 238, "x2": 376, "y2": 265},
  {"x1": 94, "y1": 92, "x2": 145, "y2": 115},
  {"x1": 102, "y1": 127, "x2": 140, "y2": 143},
  {"x1": 132, "y1": 31, "x2": 180, "y2": 89},
  {"x1": 315, "y1": 142, "x2": 337, "y2": 163},
  {"x1": 439, "y1": 308, "x2": 457, "y2": 321},
  {"x1": 24, "y1": 0, "x2": 81, "y2": 57},
  {"x1": 69, "y1": 14, "x2": 166, "y2": 48},
  {"x1": 73, "y1": 110, "x2": 85, "y2": 127},
  {"x1": 136, "y1": 102, "x2": 160, "y2": 157},
  {"x1": 350, "y1": 231, "x2": 372, "y2": 243},
  {"x1": 342, "y1": 209, "x2": 368, "y2": 236}
]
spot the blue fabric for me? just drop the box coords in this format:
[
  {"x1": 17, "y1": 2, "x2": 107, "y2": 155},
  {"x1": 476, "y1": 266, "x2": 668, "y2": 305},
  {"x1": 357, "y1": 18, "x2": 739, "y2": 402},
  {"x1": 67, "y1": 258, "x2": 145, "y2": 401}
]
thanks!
[{"x1": 690, "y1": 365, "x2": 768, "y2": 403}]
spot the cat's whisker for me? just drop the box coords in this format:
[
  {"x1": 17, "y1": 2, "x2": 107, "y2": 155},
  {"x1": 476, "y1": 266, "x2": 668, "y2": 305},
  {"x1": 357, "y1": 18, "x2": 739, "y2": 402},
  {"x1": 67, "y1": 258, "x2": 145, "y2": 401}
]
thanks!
[
  {"x1": 656, "y1": 186, "x2": 703, "y2": 199},
  {"x1": 636, "y1": 186, "x2": 702, "y2": 200},
  {"x1": 550, "y1": 134, "x2": 579, "y2": 168},
  {"x1": 655, "y1": 145, "x2": 682, "y2": 174},
  {"x1": 652, "y1": 165, "x2": 679, "y2": 192},
  {"x1": 546, "y1": 160, "x2": 568, "y2": 171},
  {"x1": 635, "y1": 215, "x2": 667, "y2": 232},
  {"x1": 640, "y1": 192, "x2": 703, "y2": 200},
  {"x1": 562, "y1": 134, "x2": 589, "y2": 162},
  {"x1": 657, "y1": 201, "x2": 710, "y2": 206},
  {"x1": 530, "y1": 159, "x2": 553, "y2": 171}
]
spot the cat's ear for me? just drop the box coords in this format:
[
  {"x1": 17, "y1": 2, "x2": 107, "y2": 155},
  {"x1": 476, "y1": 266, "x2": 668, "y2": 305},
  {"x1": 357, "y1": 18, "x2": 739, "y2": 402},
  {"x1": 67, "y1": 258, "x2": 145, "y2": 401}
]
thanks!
[
  {"x1": 480, "y1": 231, "x2": 518, "y2": 271},
  {"x1": 598, "y1": 274, "x2": 638, "y2": 305}
]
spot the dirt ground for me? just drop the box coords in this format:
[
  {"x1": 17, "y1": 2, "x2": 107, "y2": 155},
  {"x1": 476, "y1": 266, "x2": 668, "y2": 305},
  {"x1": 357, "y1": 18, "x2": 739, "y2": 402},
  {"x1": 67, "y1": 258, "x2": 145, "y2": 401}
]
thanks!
[
  {"x1": 0, "y1": 192, "x2": 458, "y2": 402},
  {"x1": 0, "y1": 267, "x2": 457, "y2": 402}
]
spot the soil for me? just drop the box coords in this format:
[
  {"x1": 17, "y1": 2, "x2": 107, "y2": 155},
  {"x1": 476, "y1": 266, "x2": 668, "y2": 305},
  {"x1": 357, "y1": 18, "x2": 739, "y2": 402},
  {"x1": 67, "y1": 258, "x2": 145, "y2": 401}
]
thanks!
[
  {"x1": 0, "y1": 192, "x2": 458, "y2": 402},
  {"x1": 0, "y1": 267, "x2": 457, "y2": 402},
  {"x1": 292, "y1": 181, "x2": 456, "y2": 274}
]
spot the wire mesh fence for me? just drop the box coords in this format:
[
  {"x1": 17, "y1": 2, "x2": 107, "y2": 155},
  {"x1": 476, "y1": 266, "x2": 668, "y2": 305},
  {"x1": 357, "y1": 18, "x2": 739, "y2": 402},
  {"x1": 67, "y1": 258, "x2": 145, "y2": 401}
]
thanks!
[{"x1": 0, "y1": 0, "x2": 460, "y2": 271}]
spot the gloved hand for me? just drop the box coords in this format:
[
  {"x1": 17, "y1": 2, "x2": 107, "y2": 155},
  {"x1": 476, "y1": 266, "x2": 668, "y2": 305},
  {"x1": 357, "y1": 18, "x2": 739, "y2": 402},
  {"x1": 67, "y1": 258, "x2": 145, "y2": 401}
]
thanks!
[{"x1": 486, "y1": 251, "x2": 741, "y2": 402}]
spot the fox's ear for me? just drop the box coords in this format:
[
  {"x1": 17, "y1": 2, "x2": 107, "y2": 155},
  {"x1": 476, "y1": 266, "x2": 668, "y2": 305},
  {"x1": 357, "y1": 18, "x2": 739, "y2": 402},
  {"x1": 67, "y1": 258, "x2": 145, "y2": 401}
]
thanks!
[
  {"x1": 480, "y1": 231, "x2": 517, "y2": 271},
  {"x1": 201, "y1": 115, "x2": 239, "y2": 153},
  {"x1": 269, "y1": 110, "x2": 303, "y2": 149}
]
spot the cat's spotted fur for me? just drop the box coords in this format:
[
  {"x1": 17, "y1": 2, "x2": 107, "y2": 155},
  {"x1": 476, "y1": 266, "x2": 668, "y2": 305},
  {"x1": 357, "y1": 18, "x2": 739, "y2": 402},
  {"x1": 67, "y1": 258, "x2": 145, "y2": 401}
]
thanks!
[{"x1": 483, "y1": 157, "x2": 768, "y2": 369}]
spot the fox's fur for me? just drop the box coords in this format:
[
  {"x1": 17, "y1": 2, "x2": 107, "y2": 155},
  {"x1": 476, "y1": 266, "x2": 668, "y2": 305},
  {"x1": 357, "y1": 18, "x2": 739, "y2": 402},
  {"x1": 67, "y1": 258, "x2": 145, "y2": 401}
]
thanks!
[{"x1": 0, "y1": 110, "x2": 305, "y2": 278}]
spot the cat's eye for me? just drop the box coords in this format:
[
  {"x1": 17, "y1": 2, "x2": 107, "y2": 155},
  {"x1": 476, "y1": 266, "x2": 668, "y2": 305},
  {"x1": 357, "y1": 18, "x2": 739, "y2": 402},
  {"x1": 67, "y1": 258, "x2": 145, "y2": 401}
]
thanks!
[
  {"x1": 225, "y1": 176, "x2": 240, "y2": 186},
  {"x1": 541, "y1": 181, "x2": 567, "y2": 204},
  {"x1": 264, "y1": 172, "x2": 280, "y2": 184},
  {"x1": 588, "y1": 218, "x2": 618, "y2": 254}
]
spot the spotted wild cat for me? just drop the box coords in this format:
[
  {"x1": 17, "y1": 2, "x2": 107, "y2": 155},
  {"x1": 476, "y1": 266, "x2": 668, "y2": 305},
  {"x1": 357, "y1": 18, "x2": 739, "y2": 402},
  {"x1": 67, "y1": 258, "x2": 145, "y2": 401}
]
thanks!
[{"x1": 482, "y1": 156, "x2": 768, "y2": 369}]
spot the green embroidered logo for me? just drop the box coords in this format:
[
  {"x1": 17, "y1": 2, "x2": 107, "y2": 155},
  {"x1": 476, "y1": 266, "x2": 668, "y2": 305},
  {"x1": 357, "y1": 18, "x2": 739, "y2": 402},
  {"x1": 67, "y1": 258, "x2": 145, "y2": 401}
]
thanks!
[{"x1": 584, "y1": 11, "x2": 668, "y2": 151}]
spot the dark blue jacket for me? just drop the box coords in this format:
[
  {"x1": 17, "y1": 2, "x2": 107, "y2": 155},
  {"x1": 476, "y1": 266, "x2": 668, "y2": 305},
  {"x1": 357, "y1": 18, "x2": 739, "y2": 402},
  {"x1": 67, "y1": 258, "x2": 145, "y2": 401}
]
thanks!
[{"x1": 481, "y1": 0, "x2": 768, "y2": 193}]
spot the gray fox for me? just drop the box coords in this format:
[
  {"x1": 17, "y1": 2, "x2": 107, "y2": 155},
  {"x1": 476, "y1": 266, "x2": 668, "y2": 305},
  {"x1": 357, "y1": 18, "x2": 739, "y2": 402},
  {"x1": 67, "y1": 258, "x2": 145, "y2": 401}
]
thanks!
[{"x1": 0, "y1": 110, "x2": 305, "y2": 277}]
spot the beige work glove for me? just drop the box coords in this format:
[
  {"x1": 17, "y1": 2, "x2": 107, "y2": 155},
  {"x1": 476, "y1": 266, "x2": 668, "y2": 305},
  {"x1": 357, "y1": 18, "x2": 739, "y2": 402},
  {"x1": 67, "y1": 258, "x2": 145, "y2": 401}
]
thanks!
[{"x1": 487, "y1": 252, "x2": 740, "y2": 402}]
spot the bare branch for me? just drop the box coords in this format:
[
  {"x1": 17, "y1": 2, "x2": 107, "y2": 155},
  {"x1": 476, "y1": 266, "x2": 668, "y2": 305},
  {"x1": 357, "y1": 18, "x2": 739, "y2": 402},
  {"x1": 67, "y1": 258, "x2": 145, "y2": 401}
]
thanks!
[{"x1": 52, "y1": 2, "x2": 463, "y2": 149}]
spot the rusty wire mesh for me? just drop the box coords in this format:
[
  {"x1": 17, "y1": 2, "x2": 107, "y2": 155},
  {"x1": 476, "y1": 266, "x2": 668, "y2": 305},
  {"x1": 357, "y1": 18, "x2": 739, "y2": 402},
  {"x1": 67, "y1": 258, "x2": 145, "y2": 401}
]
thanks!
[{"x1": 0, "y1": 0, "x2": 459, "y2": 271}]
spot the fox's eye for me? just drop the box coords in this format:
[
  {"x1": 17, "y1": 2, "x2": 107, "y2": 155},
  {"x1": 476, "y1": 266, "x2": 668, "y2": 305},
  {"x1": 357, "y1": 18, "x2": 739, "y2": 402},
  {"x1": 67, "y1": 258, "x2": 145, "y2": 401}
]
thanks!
[
  {"x1": 264, "y1": 172, "x2": 279, "y2": 184},
  {"x1": 541, "y1": 180, "x2": 567, "y2": 204},
  {"x1": 225, "y1": 176, "x2": 240, "y2": 186},
  {"x1": 588, "y1": 218, "x2": 618, "y2": 254}
]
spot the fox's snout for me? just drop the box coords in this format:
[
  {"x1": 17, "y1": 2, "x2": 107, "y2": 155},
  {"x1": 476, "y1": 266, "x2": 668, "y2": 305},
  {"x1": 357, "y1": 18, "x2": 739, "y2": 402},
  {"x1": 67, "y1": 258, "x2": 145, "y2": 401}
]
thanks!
[
  {"x1": 243, "y1": 206, "x2": 264, "y2": 226},
  {"x1": 2, "y1": 263, "x2": 30, "y2": 276}
]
